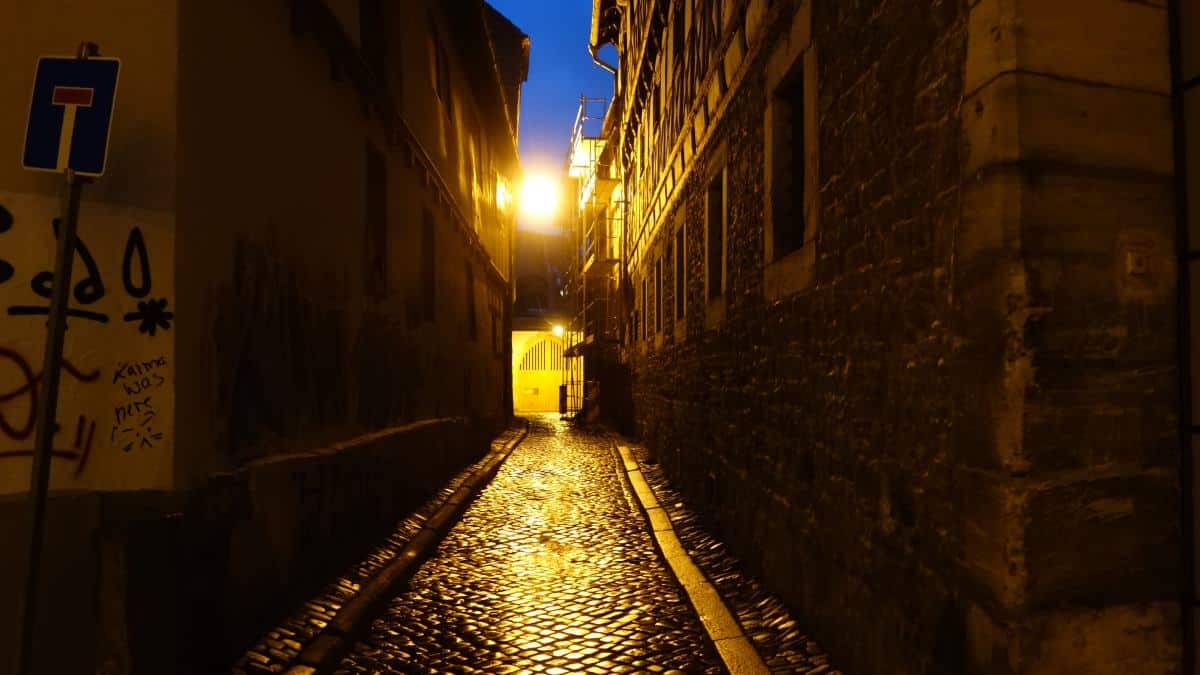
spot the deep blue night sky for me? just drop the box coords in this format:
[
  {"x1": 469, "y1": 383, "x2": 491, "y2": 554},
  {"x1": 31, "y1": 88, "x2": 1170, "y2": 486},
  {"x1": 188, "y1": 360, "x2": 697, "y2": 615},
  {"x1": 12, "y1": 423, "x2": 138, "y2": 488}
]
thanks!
[{"x1": 487, "y1": 1, "x2": 617, "y2": 177}]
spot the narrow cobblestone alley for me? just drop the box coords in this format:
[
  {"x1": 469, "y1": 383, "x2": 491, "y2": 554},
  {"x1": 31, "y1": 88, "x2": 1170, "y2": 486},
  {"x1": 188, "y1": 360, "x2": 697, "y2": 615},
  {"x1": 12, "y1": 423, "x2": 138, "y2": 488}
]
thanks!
[{"x1": 336, "y1": 415, "x2": 725, "y2": 674}]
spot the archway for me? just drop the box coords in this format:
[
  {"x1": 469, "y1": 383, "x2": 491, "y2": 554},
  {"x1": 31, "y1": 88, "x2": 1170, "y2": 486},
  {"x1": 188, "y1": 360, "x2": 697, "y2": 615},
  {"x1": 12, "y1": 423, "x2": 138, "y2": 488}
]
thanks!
[{"x1": 512, "y1": 332, "x2": 567, "y2": 412}]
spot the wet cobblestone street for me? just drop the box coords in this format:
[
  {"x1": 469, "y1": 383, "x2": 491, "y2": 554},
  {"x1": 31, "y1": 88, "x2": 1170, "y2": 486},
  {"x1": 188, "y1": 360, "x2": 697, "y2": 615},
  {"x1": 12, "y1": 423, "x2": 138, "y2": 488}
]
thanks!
[{"x1": 337, "y1": 415, "x2": 725, "y2": 674}]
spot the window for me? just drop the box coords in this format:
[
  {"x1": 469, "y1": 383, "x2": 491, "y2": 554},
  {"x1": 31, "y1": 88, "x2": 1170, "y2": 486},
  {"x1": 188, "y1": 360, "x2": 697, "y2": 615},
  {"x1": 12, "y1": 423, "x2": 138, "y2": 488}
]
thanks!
[
  {"x1": 673, "y1": 4, "x2": 685, "y2": 68},
  {"x1": 465, "y1": 263, "x2": 477, "y2": 340},
  {"x1": 706, "y1": 168, "x2": 725, "y2": 300},
  {"x1": 770, "y1": 62, "x2": 806, "y2": 259},
  {"x1": 359, "y1": 0, "x2": 386, "y2": 80},
  {"x1": 675, "y1": 224, "x2": 685, "y2": 319},
  {"x1": 652, "y1": 86, "x2": 661, "y2": 135},
  {"x1": 365, "y1": 140, "x2": 387, "y2": 298},
  {"x1": 655, "y1": 257, "x2": 663, "y2": 333},
  {"x1": 421, "y1": 209, "x2": 436, "y2": 321},
  {"x1": 491, "y1": 288, "x2": 504, "y2": 356},
  {"x1": 642, "y1": 277, "x2": 649, "y2": 340},
  {"x1": 762, "y1": 4, "x2": 817, "y2": 300},
  {"x1": 429, "y1": 13, "x2": 450, "y2": 112},
  {"x1": 491, "y1": 309, "x2": 498, "y2": 354}
]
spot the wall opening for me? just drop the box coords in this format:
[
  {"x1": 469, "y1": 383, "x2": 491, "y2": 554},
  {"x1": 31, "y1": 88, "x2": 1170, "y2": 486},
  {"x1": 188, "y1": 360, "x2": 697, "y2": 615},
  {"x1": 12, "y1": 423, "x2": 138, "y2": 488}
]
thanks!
[{"x1": 512, "y1": 331, "x2": 568, "y2": 412}]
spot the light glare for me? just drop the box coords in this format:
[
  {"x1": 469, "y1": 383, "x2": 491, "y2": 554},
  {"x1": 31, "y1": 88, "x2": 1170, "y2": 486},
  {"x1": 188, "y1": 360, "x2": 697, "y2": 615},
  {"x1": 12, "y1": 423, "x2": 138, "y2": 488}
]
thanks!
[{"x1": 519, "y1": 174, "x2": 561, "y2": 225}]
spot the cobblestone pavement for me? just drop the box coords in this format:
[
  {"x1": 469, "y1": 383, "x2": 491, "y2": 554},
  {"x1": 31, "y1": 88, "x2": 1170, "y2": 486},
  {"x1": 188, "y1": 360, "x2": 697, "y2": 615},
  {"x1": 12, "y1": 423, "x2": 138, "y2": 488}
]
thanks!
[
  {"x1": 234, "y1": 425, "x2": 527, "y2": 674},
  {"x1": 628, "y1": 445, "x2": 839, "y2": 674},
  {"x1": 338, "y1": 415, "x2": 725, "y2": 674}
]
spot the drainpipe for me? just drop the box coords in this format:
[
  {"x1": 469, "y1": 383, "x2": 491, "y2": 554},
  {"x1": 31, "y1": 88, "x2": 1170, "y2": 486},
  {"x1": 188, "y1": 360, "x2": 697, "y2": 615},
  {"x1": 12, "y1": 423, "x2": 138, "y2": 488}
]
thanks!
[
  {"x1": 589, "y1": 43, "x2": 617, "y2": 75},
  {"x1": 1168, "y1": 0, "x2": 1194, "y2": 672}
]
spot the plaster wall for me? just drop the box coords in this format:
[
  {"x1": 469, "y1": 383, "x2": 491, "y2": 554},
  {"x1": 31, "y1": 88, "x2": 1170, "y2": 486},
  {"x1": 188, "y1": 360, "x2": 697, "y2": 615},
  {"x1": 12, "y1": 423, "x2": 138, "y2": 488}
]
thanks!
[
  {"x1": 176, "y1": 0, "x2": 516, "y2": 488},
  {"x1": 0, "y1": 0, "x2": 178, "y2": 495}
]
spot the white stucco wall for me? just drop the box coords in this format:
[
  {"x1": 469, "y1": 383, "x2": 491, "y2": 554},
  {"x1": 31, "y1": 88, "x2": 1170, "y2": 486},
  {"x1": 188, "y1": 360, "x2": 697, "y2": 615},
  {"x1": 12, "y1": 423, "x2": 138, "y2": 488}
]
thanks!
[
  {"x1": 0, "y1": 191, "x2": 175, "y2": 494},
  {"x1": 0, "y1": 0, "x2": 178, "y2": 495}
]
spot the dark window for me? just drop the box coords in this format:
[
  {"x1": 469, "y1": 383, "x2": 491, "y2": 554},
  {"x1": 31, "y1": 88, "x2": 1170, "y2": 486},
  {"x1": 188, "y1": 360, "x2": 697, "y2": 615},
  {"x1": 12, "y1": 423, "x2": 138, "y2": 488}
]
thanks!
[
  {"x1": 495, "y1": 306, "x2": 503, "y2": 356},
  {"x1": 642, "y1": 278, "x2": 648, "y2": 339},
  {"x1": 465, "y1": 263, "x2": 477, "y2": 340},
  {"x1": 675, "y1": 225, "x2": 685, "y2": 319},
  {"x1": 288, "y1": 0, "x2": 309, "y2": 36},
  {"x1": 706, "y1": 170, "x2": 724, "y2": 300},
  {"x1": 365, "y1": 140, "x2": 387, "y2": 298},
  {"x1": 652, "y1": 86, "x2": 661, "y2": 134},
  {"x1": 430, "y1": 14, "x2": 450, "y2": 113},
  {"x1": 655, "y1": 257, "x2": 663, "y2": 333},
  {"x1": 422, "y1": 209, "x2": 436, "y2": 321},
  {"x1": 772, "y1": 64, "x2": 806, "y2": 258},
  {"x1": 673, "y1": 5, "x2": 685, "y2": 67},
  {"x1": 359, "y1": 0, "x2": 386, "y2": 80}
]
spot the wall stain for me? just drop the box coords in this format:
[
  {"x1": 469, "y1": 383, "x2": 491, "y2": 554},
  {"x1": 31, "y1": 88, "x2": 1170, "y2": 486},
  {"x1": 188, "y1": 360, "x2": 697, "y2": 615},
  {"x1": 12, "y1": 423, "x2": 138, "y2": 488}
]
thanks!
[{"x1": 213, "y1": 240, "x2": 350, "y2": 463}]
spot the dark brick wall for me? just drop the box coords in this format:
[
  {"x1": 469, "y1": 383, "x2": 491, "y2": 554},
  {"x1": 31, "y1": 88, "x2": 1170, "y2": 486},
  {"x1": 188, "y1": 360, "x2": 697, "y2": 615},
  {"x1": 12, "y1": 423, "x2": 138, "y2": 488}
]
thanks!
[{"x1": 628, "y1": 1, "x2": 973, "y2": 673}]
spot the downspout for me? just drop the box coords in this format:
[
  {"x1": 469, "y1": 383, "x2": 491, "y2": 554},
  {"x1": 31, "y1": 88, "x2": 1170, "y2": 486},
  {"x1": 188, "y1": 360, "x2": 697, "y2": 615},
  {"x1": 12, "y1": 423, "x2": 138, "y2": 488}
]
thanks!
[
  {"x1": 589, "y1": 43, "x2": 617, "y2": 75},
  {"x1": 1168, "y1": 0, "x2": 1194, "y2": 673}
]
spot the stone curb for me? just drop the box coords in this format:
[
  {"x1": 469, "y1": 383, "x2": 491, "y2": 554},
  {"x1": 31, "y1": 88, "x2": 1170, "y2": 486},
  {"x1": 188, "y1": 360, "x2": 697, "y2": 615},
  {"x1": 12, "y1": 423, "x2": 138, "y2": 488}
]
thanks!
[
  {"x1": 614, "y1": 443, "x2": 771, "y2": 675},
  {"x1": 282, "y1": 420, "x2": 530, "y2": 675}
]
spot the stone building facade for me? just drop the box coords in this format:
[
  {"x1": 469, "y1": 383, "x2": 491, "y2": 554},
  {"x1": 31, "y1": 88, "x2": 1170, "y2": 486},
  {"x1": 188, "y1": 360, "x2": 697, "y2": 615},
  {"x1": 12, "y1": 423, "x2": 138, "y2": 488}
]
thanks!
[
  {"x1": 0, "y1": 1, "x2": 525, "y2": 672},
  {"x1": 591, "y1": 0, "x2": 1190, "y2": 672}
]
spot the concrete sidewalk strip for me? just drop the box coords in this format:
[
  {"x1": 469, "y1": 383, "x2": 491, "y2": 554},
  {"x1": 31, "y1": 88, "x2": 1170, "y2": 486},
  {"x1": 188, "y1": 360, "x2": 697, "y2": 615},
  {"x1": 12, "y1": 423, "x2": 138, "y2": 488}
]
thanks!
[
  {"x1": 232, "y1": 421, "x2": 529, "y2": 675},
  {"x1": 615, "y1": 444, "x2": 771, "y2": 675},
  {"x1": 619, "y1": 441, "x2": 841, "y2": 674}
]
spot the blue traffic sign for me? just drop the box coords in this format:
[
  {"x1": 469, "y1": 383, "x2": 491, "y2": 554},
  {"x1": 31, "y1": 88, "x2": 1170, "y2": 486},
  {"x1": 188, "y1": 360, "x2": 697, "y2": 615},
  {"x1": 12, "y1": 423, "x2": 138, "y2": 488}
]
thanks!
[{"x1": 22, "y1": 56, "x2": 120, "y2": 177}]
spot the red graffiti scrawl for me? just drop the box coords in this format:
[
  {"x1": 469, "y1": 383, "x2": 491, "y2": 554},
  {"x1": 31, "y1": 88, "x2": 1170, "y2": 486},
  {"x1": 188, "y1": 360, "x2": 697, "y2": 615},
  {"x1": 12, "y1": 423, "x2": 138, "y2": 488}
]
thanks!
[{"x1": 0, "y1": 347, "x2": 101, "y2": 476}]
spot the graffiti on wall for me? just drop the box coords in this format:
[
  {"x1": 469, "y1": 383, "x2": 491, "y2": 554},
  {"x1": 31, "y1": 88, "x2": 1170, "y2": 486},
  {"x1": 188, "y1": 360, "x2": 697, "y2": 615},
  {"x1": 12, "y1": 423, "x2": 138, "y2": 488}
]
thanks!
[
  {"x1": 120, "y1": 227, "x2": 174, "y2": 335},
  {"x1": 2, "y1": 209, "x2": 173, "y2": 336},
  {"x1": 0, "y1": 195, "x2": 175, "y2": 493},
  {"x1": 0, "y1": 205, "x2": 13, "y2": 285},
  {"x1": 213, "y1": 239, "x2": 350, "y2": 463},
  {"x1": 0, "y1": 347, "x2": 100, "y2": 476},
  {"x1": 111, "y1": 356, "x2": 167, "y2": 453}
]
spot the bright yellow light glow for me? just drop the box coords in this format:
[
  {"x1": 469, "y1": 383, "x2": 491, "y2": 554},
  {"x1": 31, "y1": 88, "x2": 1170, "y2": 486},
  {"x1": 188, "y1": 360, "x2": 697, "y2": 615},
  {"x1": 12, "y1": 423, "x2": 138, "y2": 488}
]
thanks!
[
  {"x1": 496, "y1": 176, "x2": 513, "y2": 211},
  {"x1": 519, "y1": 174, "x2": 561, "y2": 225},
  {"x1": 552, "y1": 324, "x2": 565, "y2": 337}
]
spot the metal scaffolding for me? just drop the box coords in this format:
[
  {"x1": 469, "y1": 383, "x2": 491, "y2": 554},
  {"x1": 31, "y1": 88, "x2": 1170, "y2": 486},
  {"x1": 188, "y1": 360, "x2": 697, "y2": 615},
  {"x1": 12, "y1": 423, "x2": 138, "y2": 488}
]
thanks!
[{"x1": 561, "y1": 95, "x2": 622, "y2": 420}]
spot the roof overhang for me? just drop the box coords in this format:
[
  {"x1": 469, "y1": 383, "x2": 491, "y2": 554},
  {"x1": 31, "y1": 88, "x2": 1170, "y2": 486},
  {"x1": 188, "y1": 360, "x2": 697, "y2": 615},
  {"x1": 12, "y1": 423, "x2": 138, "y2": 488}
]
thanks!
[{"x1": 590, "y1": 0, "x2": 620, "y2": 49}]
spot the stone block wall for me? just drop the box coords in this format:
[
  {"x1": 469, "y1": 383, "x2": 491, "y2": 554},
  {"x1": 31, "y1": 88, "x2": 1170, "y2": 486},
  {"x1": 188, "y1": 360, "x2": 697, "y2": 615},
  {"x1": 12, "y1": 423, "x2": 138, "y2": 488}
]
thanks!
[{"x1": 623, "y1": 0, "x2": 1181, "y2": 673}]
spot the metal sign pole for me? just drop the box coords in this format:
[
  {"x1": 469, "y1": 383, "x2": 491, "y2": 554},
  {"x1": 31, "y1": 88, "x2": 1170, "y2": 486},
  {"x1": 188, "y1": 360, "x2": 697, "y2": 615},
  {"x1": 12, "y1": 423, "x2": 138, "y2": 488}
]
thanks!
[{"x1": 16, "y1": 41, "x2": 95, "y2": 675}]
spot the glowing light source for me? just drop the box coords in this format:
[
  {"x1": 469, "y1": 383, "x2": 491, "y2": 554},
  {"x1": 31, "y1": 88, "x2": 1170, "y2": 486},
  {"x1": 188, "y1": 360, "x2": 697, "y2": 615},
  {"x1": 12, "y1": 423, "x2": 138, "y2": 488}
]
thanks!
[
  {"x1": 519, "y1": 174, "x2": 561, "y2": 226},
  {"x1": 551, "y1": 324, "x2": 565, "y2": 337},
  {"x1": 496, "y1": 177, "x2": 513, "y2": 211}
]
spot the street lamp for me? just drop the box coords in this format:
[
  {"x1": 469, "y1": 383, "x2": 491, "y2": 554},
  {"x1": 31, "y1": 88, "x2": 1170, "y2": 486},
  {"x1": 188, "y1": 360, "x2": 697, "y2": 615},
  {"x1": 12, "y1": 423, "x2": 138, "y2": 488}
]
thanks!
[{"x1": 519, "y1": 173, "x2": 562, "y2": 230}]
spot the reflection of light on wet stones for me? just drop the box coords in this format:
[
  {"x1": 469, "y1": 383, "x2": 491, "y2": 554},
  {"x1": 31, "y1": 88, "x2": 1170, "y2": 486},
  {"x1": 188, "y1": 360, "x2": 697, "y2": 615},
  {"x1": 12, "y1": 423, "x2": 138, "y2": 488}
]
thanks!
[
  {"x1": 338, "y1": 415, "x2": 724, "y2": 674},
  {"x1": 233, "y1": 428, "x2": 527, "y2": 674}
]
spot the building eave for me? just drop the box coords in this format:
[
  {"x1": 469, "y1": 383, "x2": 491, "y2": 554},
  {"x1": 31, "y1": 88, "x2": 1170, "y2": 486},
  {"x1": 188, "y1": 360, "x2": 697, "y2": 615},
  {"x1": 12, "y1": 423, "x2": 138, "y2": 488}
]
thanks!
[{"x1": 590, "y1": 0, "x2": 619, "y2": 49}]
